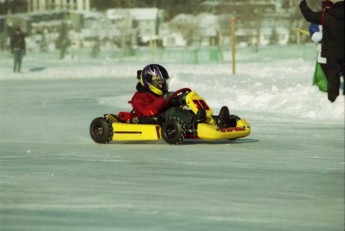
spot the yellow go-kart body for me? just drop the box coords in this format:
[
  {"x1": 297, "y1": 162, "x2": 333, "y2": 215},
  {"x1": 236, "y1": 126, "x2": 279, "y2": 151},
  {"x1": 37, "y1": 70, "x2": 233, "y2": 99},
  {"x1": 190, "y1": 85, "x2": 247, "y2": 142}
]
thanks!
[
  {"x1": 90, "y1": 89, "x2": 251, "y2": 144},
  {"x1": 110, "y1": 119, "x2": 250, "y2": 141}
]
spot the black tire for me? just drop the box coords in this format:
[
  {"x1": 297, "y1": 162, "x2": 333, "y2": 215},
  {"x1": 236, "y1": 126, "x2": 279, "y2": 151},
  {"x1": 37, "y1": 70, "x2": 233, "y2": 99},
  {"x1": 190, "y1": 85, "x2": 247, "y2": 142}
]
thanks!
[
  {"x1": 89, "y1": 117, "x2": 113, "y2": 144},
  {"x1": 161, "y1": 117, "x2": 186, "y2": 144}
]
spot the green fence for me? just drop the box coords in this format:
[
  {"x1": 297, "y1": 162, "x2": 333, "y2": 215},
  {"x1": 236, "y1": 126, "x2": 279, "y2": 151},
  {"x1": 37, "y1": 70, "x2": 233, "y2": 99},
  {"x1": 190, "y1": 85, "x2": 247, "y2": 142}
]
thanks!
[
  {"x1": 0, "y1": 44, "x2": 315, "y2": 69},
  {"x1": 113, "y1": 47, "x2": 224, "y2": 64}
]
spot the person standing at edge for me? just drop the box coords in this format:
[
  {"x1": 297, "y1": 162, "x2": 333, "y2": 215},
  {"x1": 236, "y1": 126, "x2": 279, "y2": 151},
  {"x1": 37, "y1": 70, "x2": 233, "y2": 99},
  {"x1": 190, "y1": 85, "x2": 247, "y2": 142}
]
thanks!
[
  {"x1": 10, "y1": 27, "x2": 26, "y2": 73},
  {"x1": 300, "y1": 0, "x2": 344, "y2": 103}
]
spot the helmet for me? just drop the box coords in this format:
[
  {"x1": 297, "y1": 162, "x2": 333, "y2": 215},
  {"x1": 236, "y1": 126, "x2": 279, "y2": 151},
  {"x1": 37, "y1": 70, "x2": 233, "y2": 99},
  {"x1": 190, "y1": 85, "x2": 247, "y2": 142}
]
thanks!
[
  {"x1": 308, "y1": 23, "x2": 319, "y2": 37},
  {"x1": 140, "y1": 64, "x2": 169, "y2": 95}
]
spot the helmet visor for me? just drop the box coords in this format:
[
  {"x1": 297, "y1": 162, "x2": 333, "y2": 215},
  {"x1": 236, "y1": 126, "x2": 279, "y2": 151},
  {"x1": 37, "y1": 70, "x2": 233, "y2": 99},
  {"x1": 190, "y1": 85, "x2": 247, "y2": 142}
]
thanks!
[{"x1": 152, "y1": 76, "x2": 166, "y2": 88}]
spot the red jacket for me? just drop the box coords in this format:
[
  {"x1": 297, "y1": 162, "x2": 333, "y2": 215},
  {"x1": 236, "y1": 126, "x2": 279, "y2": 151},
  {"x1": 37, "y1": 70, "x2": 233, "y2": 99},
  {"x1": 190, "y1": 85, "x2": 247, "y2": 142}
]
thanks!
[{"x1": 131, "y1": 91, "x2": 166, "y2": 116}]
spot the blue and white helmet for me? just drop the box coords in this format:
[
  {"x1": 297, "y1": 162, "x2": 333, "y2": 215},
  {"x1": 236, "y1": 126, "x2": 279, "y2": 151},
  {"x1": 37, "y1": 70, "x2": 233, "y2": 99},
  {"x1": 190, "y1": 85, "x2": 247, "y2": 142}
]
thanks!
[
  {"x1": 140, "y1": 64, "x2": 169, "y2": 95},
  {"x1": 309, "y1": 23, "x2": 322, "y2": 43},
  {"x1": 308, "y1": 23, "x2": 319, "y2": 36}
]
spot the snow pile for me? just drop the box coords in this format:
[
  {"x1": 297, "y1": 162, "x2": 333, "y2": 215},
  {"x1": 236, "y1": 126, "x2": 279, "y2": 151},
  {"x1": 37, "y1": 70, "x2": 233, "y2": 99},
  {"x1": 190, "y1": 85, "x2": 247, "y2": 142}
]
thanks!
[
  {"x1": 0, "y1": 46, "x2": 343, "y2": 123},
  {"x1": 168, "y1": 60, "x2": 344, "y2": 122}
]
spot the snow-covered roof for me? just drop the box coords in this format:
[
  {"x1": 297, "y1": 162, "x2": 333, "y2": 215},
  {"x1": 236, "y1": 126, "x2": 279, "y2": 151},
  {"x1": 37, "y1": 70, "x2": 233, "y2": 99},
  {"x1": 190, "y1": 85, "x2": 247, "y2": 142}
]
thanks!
[
  {"x1": 129, "y1": 8, "x2": 158, "y2": 21},
  {"x1": 141, "y1": 34, "x2": 160, "y2": 42},
  {"x1": 170, "y1": 13, "x2": 219, "y2": 29},
  {"x1": 81, "y1": 28, "x2": 121, "y2": 38},
  {"x1": 80, "y1": 11, "x2": 103, "y2": 20},
  {"x1": 106, "y1": 9, "x2": 125, "y2": 20},
  {"x1": 197, "y1": 13, "x2": 219, "y2": 26},
  {"x1": 31, "y1": 21, "x2": 62, "y2": 27},
  {"x1": 170, "y1": 14, "x2": 197, "y2": 25},
  {"x1": 106, "y1": 8, "x2": 158, "y2": 21}
]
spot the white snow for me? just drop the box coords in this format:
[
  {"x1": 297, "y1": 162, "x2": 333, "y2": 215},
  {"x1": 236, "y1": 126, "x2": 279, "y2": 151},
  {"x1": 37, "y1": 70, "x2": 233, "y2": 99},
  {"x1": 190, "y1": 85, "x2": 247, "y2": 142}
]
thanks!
[
  {"x1": 0, "y1": 46, "x2": 343, "y2": 122},
  {"x1": 0, "y1": 44, "x2": 344, "y2": 231}
]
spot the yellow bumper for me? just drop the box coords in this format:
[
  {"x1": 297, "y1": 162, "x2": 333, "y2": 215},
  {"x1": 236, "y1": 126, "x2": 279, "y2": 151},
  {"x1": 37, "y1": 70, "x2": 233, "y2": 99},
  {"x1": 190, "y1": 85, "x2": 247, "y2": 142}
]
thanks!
[{"x1": 197, "y1": 119, "x2": 251, "y2": 140}]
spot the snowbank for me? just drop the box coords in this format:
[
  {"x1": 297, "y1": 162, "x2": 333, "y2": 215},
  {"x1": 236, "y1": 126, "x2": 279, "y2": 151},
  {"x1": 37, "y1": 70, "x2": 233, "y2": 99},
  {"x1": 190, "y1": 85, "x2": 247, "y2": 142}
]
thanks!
[{"x1": 0, "y1": 46, "x2": 343, "y2": 123}]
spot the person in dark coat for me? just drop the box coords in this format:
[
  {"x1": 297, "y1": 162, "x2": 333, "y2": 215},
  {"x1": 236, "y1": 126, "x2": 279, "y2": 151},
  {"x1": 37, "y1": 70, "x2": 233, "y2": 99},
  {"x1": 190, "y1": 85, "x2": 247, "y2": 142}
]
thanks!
[
  {"x1": 10, "y1": 27, "x2": 26, "y2": 73},
  {"x1": 300, "y1": 0, "x2": 344, "y2": 102}
]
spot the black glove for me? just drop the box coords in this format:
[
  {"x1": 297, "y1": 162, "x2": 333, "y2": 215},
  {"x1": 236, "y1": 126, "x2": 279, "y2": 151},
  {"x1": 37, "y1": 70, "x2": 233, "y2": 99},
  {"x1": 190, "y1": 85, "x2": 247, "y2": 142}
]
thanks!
[
  {"x1": 171, "y1": 94, "x2": 187, "y2": 106},
  {"x1": 300, "y1": 0, "x2": 307, "y2": 8},
  {"x1": 164, "y1": 92, "x2": 174, "y2": 100}
]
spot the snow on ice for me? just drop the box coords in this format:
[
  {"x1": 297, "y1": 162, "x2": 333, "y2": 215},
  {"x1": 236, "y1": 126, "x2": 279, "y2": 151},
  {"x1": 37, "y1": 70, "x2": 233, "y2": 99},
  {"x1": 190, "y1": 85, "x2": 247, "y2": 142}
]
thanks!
[{"x1": 0, "y1": 44, "x2": 344, "y2": 231}]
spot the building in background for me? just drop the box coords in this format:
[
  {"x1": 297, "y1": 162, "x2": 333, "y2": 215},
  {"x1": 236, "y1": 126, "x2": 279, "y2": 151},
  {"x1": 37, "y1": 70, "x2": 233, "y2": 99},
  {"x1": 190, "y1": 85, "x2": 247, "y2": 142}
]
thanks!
[
  {"x1": 0, "y1": 0, "x2": 307, "y2": 53},
  {"x1": 27, "y1": 0, "x2": 90, "y2": 12}
]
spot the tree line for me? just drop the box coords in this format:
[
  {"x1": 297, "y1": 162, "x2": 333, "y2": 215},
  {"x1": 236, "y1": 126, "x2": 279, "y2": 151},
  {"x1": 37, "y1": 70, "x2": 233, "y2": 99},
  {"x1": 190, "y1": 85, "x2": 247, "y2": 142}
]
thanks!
[
  {"x1": 0, "y1": 0, "x2": 205, "y2": 19},
  {"x1": 91, "y1": 0, "x2": 204, "y2": 19}
]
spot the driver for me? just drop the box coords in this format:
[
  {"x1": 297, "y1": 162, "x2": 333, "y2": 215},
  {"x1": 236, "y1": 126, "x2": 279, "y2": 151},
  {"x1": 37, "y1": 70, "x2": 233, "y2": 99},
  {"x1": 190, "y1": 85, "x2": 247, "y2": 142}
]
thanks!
[
  {"x1": 131, "y1": 64, "x2": 232, "y2": 128},
  {"x1": 131, "y1": 64, "x2": 205, "y2": 127}
]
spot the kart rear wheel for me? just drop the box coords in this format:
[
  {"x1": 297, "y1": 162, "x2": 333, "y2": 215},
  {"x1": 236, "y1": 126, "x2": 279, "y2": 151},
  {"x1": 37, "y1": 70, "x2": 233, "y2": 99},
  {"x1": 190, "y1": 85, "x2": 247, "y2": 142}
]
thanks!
[
  {"x1": 90, "y1": 117, "x2": 113, "y2": 144},
  {"x1": 162, "y1": 117, "x2": 186, "y2": 144}
]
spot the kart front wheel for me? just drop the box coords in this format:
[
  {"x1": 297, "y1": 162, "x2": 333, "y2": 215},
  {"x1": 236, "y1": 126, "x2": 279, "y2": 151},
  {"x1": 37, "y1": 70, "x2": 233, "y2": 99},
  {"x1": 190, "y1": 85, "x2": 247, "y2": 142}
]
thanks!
[
  {"x1": 90, "y1": 117, "x2": 113, "y2": 144},
  {"x1": 161, "y1": 118, "x2": 186, "y2": 144}
]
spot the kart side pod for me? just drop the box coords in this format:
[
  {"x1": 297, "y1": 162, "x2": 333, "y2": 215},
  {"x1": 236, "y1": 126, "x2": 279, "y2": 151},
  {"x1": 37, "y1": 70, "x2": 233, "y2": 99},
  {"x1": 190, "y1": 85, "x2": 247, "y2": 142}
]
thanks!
[{"x1": 111, "y1": 122, "x2": 161, "y2": 141}]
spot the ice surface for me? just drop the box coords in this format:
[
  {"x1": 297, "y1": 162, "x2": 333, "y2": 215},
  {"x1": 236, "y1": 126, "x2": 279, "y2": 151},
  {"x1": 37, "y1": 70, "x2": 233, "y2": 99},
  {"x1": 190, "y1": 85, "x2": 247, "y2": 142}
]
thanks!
[{"x1": 0, "y1": 45, "x2": 344, "y2": 231}]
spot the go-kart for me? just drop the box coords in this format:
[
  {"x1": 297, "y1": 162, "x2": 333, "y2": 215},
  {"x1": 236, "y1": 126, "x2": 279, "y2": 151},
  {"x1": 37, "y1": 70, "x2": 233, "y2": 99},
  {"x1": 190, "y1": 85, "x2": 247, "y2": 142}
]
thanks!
[{"x1": 89, "y1": 88, "x2": 251, "y2": 144}]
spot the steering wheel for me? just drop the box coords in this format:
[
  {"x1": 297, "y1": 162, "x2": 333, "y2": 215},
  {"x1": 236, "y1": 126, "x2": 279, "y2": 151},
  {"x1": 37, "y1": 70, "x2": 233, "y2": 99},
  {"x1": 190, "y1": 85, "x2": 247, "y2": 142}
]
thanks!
[{"x1": 165, "y1": 88, "x2": 192, "y2": 107}]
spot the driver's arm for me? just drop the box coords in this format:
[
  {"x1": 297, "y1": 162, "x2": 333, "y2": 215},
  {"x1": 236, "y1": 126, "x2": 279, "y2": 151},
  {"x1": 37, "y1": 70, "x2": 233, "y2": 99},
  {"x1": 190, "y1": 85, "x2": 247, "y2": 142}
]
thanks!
[
  {"x1": 164, "y1": 91, "x2": 174, "y2": 99},
  {"x1": 164, "y1": 91, "x2": 186, "y2": 105}
]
